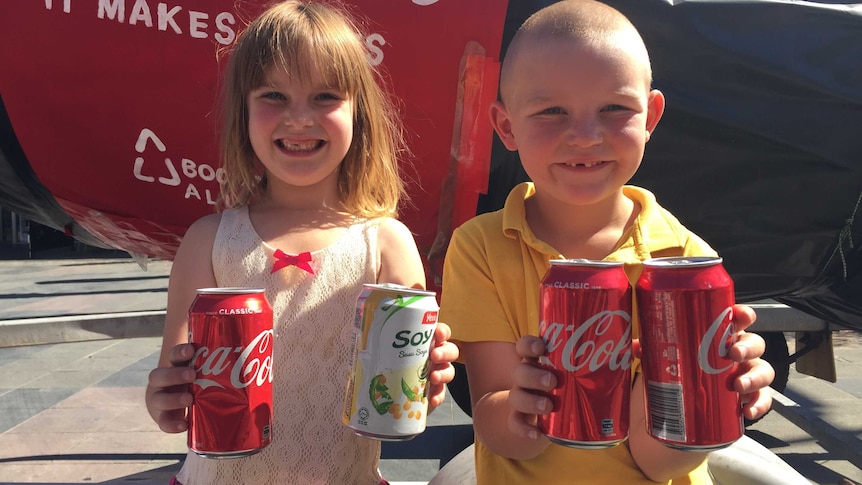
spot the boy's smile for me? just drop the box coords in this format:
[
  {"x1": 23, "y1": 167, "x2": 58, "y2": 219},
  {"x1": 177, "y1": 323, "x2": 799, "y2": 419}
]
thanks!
[
  {"x1": 565, "y1": 160, "x2": 606, "y2": 168},
  {"x1": 560, "y1": 158, "x2": 611, "y2": 170}
]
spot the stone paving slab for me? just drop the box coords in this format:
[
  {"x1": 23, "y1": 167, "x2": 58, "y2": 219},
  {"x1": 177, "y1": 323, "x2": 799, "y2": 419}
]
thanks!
[
  {"x1": 0, "y1": 337, "x2": 185, "y2": 483},
  {"x1": 745, "y1": 332, "x2": 862, "y2": 484},
  {"x1": 0, "y1": 259, "x2": 170, "y2": 320}
]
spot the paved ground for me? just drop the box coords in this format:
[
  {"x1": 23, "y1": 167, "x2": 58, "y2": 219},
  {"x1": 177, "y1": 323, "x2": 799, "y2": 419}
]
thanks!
[
  {"x1": 0, "y1": 258, "x2": 860, "y2": 484},
  {"x1": 748, "y1": 332, "x2": 862, "y2": 485}
]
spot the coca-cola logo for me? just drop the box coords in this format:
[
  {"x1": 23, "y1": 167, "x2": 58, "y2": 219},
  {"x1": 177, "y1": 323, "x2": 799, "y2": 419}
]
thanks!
[
  {"x1": 697, "y1": 307, "x2": 735, "y2": 374},
  {"x1": 192, "y1": 329, "x2": 274, "y2": 390},
  {"x1": 540, "y1": 310, "x2": 632, "y2": 372}
]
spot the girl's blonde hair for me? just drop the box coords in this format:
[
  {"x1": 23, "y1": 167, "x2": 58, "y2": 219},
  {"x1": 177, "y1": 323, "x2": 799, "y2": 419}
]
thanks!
[{"x1": 217, "y1": 0, "x2": 407, "y2": 218}]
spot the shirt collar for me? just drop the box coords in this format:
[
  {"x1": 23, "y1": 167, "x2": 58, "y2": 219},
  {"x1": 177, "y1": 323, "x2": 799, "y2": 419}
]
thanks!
[
  {"x1": 501, "y1": 182, "x2": 561, "y2": 257},
  {"x1": 500, "y1": 182, "x2": 690, "y2": 259}
]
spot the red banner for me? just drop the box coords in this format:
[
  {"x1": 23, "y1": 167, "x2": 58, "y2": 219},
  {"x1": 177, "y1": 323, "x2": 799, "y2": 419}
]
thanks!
[{"x1": 0, "y1": 0, "x2": 507, "y2": 287}]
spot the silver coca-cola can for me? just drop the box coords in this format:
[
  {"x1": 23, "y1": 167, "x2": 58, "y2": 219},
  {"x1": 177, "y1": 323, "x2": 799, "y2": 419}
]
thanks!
[
  {"x1": 187, "y1": 287, "x2": 274, "y2": 458},
  {"x1": 537, "y1": 259, "x2": 633, "y2": 449},
  {"x1": 636, "y1": 256, "x2": 742, "y2": 450}
]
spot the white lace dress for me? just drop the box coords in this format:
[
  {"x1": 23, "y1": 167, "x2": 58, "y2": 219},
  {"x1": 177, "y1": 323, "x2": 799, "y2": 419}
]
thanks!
[{"x1": 176, "y1": 206, "x2": 383, "y2": 485}]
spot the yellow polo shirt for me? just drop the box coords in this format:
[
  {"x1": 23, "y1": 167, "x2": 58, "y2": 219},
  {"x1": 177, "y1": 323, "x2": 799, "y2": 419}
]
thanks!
[{"x1": 440, "y1": 182, "x2": 716, "y2": 485}]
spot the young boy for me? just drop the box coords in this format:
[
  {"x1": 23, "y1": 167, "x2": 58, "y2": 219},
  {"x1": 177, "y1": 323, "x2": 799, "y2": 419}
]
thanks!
[{"x1": 439, "y1": 1, "x2": 775, "y2": 484}]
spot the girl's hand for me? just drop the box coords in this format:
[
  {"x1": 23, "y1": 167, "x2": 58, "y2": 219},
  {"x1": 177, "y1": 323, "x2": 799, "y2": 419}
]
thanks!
[
  {"x1": 728, "y1": 304, "x2": 775, "y2": 420},
  {"x1": 146, "y1": 343, "x2": 196, "y2": 433},
  {"x1": 426, "y1": 322, "x2": 459, "y2": 411},
  {"x1": 508, "y1": 335, "x2": 556, "y2": 440}
]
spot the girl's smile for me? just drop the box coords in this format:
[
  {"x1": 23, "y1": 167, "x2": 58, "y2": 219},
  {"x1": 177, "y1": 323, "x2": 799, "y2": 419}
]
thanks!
[{"x1": 276, "y1": 138, "x2": 325, "y2": 154}]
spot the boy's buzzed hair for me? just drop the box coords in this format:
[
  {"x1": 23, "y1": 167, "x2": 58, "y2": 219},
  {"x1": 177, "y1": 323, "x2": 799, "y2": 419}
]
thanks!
[
  {"x1": 499, "y1": 0, "x2": 652, "y2": 101},
  {"x1": 519, "y1": 0, "x2": 634, "y2": 42}
]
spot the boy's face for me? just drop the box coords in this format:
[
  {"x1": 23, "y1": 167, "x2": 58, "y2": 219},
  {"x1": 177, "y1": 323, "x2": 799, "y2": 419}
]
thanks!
[{"x1": 491, "y1": 35, "x2": 664, "y2": 208}]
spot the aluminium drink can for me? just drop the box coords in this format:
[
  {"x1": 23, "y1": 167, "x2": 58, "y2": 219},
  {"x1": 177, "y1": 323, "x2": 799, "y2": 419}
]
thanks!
[
  {"x1": 187, "y1": 287, "x2": 274, "y2": 458},
  {"x1": 342, "y1": 284, "x2": 439, "y2": 440},
  {"x1": 635, "y1": 256, "x2": 742, "y2": 451},
  {"x1": 537, "y1": 259, "x2": 633, "y2": 449}
]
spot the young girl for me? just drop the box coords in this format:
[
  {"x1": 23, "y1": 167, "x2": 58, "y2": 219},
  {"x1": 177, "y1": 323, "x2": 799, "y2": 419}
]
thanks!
[{"x1": 145, "y1": 2, "x2": 458, "y2": 484}]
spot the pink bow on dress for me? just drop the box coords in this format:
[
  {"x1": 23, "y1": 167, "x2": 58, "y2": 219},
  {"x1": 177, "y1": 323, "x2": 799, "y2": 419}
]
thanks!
[{"x1": 271, "y1": 249, "x2": 315, "y2": 275}]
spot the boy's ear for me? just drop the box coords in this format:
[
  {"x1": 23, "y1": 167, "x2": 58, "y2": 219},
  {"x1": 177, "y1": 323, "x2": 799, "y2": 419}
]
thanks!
[
  {"x1": 489, "y1": 100, "x2": 518, "y2": 151},
  {"x1": 645, "y1": 89, "x2": 666, "y2": 142}
]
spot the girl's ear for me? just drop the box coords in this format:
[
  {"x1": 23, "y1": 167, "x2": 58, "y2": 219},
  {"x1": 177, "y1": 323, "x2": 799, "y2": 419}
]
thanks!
[
  {"x1": 644, "y1": 89, "x2": 665, "y2": 143},
  {"x1": 489, "y1": 100, "x2": 518, "y2": 151}
]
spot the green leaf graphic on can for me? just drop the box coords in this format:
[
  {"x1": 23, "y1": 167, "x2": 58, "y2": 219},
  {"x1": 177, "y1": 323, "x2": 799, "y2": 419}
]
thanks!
[
  {"x1": 381, "y1": 295, "x2": 423, "y2": 321},
  {"x1": 370, "y1": 373, "x2": 394, "y2": 415},
  {"x1": 402, "y1": 378, "x2": 419, "y2": 401}
]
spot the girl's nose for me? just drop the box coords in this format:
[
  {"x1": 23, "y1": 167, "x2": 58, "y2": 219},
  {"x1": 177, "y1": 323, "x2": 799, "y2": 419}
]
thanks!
[
  {"x1": 566, "y1": 118, "x2": 602, "y2": 147},
  {"x1": 283, "y1": 105, "x2": 313, "y2": 128}
]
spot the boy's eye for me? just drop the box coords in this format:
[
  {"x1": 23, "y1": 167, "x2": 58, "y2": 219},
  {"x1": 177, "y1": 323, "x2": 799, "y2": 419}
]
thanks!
[
  {"x1": 602, "y1": 104, "x2": 629, "y2": 112},
  {"x1": 537, "y1": 106, "x2": 565, "y2": 115}
]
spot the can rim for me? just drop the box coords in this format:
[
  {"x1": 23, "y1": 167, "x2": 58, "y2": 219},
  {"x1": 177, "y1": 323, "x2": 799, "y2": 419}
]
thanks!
[
  {"x1": 363, "y1": 283, "x2": 436, "y2": 297},
  {"x1": 642, "y1": 256, "x2": 723, "y2": 268},
  {"x1": 195, "y1": 287, "x2": 266, "y2": 294},
  {"x1": 548, "y1": 258, "x2": 624, "y2": 267}
]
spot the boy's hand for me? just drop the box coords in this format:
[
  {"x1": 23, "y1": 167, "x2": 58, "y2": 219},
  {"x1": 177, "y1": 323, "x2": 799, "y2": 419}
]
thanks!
[
  {"x1": 728, "y1": 304, "x2": 775, "y2": 420},
  {"x1": 147, "y1": 343, "x2": 196, "y2": 433},
  {"x1": 508, "y1": 335, "x2": 557, "y2": 440},
  {"x1": 426, "y1": 322, "x2": 459, "y2": 411},
  {"x1": 634, "y1": 303, "x2": 774, "y2": 420}
]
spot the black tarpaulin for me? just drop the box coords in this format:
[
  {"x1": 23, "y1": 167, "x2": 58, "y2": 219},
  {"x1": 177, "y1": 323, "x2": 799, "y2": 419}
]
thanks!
[
  {"x1": 0, "y1": 96, "x2": 108, "y2": 249},
  {"x1": 481, "y1": 0, "x2": 862, "y2": 329}
]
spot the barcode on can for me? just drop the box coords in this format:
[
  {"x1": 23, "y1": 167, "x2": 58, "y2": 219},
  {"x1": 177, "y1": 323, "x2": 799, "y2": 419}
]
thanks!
[{"x1": 647, "y1": 380, "x2": 686, "y2": 442}]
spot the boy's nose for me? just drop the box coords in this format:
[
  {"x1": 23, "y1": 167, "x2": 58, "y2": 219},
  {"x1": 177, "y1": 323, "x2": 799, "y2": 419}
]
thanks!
[{"x1": 565, "y1": 119, "x2": 602, "y2": 147}]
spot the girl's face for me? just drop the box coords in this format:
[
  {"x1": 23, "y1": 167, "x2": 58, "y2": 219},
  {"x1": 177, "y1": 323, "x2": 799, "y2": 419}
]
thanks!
[{"x1": 247, "y1": 63, "x2": 354, "y2": 200}]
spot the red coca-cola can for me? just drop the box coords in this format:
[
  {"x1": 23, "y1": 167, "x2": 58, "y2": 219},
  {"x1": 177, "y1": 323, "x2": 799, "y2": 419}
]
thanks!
[
  {"x1": 187, "y1": 287, "x2": 274, "y2": 458},
  {"x1": 537, "y1": 259, "x2": 633, "y2": 449},
  {"x1": 635, "y1": 256, "x2": 742, "y2": 450}
]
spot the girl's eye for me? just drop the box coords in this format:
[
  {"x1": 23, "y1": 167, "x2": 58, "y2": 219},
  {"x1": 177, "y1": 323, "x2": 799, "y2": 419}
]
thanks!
[
  {"x1": 316, "y1": 91, "x2": 344, "y2": 102},
  {"x1": 261, "y1": 91, "x2": 285, "y2": 101}
]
